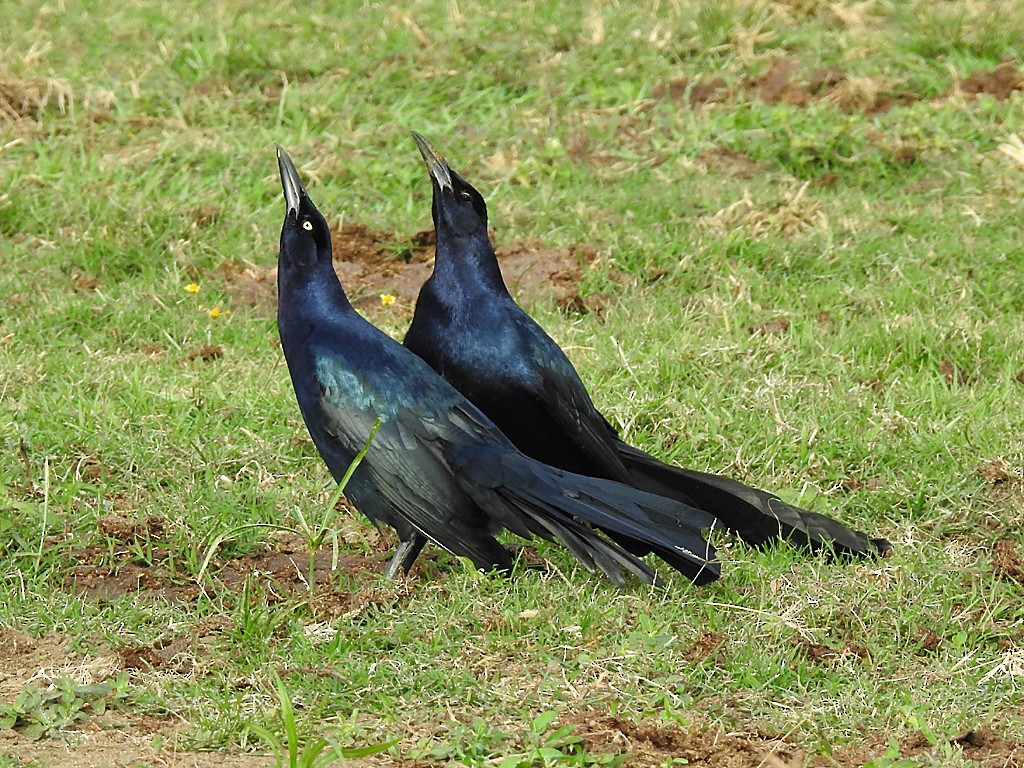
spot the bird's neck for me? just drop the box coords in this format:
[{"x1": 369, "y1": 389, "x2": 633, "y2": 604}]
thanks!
[
  {"x1": 433, "y1": 234, "x2": 510, "y2": 300},
  {"x1": 278, "y1": 260, "x2": 355, "y2": 323}
]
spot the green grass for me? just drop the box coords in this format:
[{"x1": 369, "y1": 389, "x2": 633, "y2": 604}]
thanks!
[{"x1": 2, "y1": 1, "x2": 1024, "y2": 766}]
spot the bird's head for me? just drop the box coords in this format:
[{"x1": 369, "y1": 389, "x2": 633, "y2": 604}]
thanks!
[
  {"x1": 277, "y1": 146, "x2": 332, "y2": 269},
  {"x1": 411, "y1": 132, "x2": 488, "y2": 240}
]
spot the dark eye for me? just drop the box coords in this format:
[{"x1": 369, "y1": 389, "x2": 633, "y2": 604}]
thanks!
[
  {"x1": 302, "y1": 220, "x2": 313, "y2": 231},
  {"x1": 458, "y1": 191, "x2": 472, "y2": 201}
]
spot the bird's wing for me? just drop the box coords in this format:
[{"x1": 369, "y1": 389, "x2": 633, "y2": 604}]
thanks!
[
  {"x1": 524, "y1": 323, "x2": 637, "y2": 485},
  {"x1": 314, "y1": 365, "x2": 514, "y2": 570}
]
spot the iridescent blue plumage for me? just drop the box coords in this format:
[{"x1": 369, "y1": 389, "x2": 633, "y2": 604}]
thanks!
[
  {"x1": 403, "y1": 133, "x2": 891, "y2": 559},
  {"x1": 274, "y1": 147, "x2": 720, "y2": 585}
]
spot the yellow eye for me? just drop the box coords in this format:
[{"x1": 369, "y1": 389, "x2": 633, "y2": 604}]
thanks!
[{"x1": 302, "y1": 220, "x2": 313, "y2": 231}]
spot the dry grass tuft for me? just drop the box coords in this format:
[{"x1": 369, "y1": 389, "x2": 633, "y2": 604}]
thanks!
[
  {"x1": 699, "y1": 182, "x2": 827, "y2": 237},
  {"x1": 0, "y1": 69, "x2": 73, "y2": 123},
  {"x1": 998, "y1": 134, "x2": 1024, "y2": 169},
  {"x1": 823, "y1": 74, "x2": 883, "y2": 112}
]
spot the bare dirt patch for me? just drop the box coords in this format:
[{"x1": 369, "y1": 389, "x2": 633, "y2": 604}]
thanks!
[
  {"x1": 5, "y1": 634, "x2": 1022, "y2": 767},
  {"x1": 835, "y1": 728, "x2": 1024, "y2": 768},
  {"x1": 96, "y1": 514, "x2": 165, "y2": 542},
  {"x1": 977, "y1": 457, "x2": 1024, "y2": 530},
  {"x1": 182, "y1": 343, "x2": 224, "y2": 363},
  {"x1": 684, "y1": 630, "x2": 727, "y2": 664},
  {"x1": 655, "y1": 60, "x2": 1024, "y2": 117},
  {"x1": 916, "y1": 625, "x2": 943, "y2": 653},
  {"x1": 0, "y1": 628, "x2": 400, "y2": 768},
  {"x1": 961, "y1": 61, "x2": 1024, "y2": 100},
  {"x1": 0, "y1": 630, "x2": 84, "y2": 703},
  {"x1": 224, "y1": 223, "x2": 591, "y2": 320},
  {"x1": 654, "y1": 58, "x2": 915, "y2": 115},
  {"x1": 561, "y1": 709, "x2": 1024, "y2": 768},
  {"x1": 978, "y1": 457, "x2": 1022, "y2": 487},
  {"x1": 1, "y1": 709, "x2": 402, "y2": 768},
  {"x1": 746, "y1": 318, "x2": 791, "y2": 336},
  {"x1": 0, "y1": 711, "x2": 267, "y2": 768},
  {"x1": 791, "y1": 635, "x2": 868, "y2": 666},
  {"x1": 61, "y1": 514, "x2": 444, "y2": 607},
  {"x1": 71, "y1": 273, "x2": 100, "y2": 293},
  {"x1": 992, "y1": 539, "x2": 1024, "y2": 586},
  {"x1": 652, "y1": 76, "x2": 729, "y2": 108},
  {"x1": 115, "y1": 615, "x2": 234, "y2": 675},
  {"x1": 65, "y1": 541, "x2": 390, "y2": 603},
  {"x1": 564, "y1": 710, "x2": 810, "y2": 768},
  {"x1": 840, "y1": 475, "x2": 883, "y2": 492}
]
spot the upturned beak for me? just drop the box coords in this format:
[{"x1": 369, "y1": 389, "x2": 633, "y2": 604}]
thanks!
[
  {"x1": 277, "y1": 145, "x2": 305, "y2": 217},
  {"x1": 411, "y1": 131, "x2": 453, "y2": 192}
]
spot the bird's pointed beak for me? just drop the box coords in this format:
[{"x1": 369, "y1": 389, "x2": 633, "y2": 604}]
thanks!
[
  {"x1": 277, "y1": 145, "x2": 305, "y2": 217},
  {"x1": 411, "y1": 131, "x2": 453, "y2": 192}
]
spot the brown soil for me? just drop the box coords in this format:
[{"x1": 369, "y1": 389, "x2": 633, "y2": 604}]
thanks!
[
  {"x1": 563, "y1": 709, "x2": 1024, "y2": 768},
  {"x1": 840, "y1": 476, "x2": 883, "y2": 492},
  {"x1": 225, "y1": 223, "x2": 594, "y2": 321},
  {"x1": 182, "y1": 343, "x2": 223, "y2": 362},
  {"x1": 747, "y1": 318, "x2": 791, "y2": 336},
  {"x1": 992, "y1": 539, "x2": 1024, "y2": 586},
  {"x1": 64, "y1": 538, "x2": 391, "y2": 604},
  {"x1": 653, "y1": 60, "x2": 1024, "y2": 115},
  {"x1": 0, "y1": 714, "x2": 274, "y2": 768},
  {"x1": 0, "y1": 706, "x2": 397, "y2": 768},
  {"x1": 977, "y1": 459, "x2": 1024, "y2": 535},
  {"x1": 0, "y1": 630, "x2": 81, "y2": 702},
  {"x1": 17, "y1": 529, "x2": 429, "y2": 765},
  {"x1": 961, "y1": 61, "x2": 1024, "y2": 100},
  {"x1": 790, "y1": 635, "x2": 868, "y2": 666},
  {"x1": 939, "y1": 359, "x2": 978, "y2": 386},
  {"x1": 566, "y1": 712, "x2": 809, "y2": 767},
  {"x1": 61, "y1": 515, "x2": 455, "y2": 611},
  {"x1": 55, "y1": 508, "x2": 551, "y2": 614},
  {"x1": 978, "y1": 457, "x2": 1021, "y2": 487},
  {"x1": 684, "y1": 630, "x2": 727, "y2": 664},
  {"x1": 916, "y1": 625, "x2": 943, "y2": 653}
]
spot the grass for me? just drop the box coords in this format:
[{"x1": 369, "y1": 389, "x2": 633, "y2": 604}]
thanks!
[{"x1": 2, "y1": 0, "x2": 1024, "y2": 765}]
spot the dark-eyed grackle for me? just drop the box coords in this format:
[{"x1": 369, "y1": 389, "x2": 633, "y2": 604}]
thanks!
[
  {"x1": 403, "y1": 133, "x2": 891, "y2": 558},
  {"x1": 274, "y1": 146, "x2": 721, "y2": 587}
]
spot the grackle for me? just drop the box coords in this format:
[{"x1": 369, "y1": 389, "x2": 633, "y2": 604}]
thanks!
[
  {"x1": 403, "y1": 133, "x2": 891, "y2": 558},
  {"x1": 274, "y1": 146, "x2": 721, "y2": 587}
]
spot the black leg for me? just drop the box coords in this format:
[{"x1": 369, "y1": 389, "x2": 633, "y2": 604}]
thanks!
[{"x1": 383, "y1": 533, "x2": 427, "y2": 579}]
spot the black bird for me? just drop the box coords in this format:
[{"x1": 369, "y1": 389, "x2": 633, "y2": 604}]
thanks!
[
  {"x1": 273, "y1": 146, "x2": 721, "y2": 587},
  {"x1": 403, "y1": 133, "x2": 891, "y2": 558}
]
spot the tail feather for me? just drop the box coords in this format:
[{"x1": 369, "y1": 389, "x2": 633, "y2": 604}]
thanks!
[
  {"x1": 616, "y1": 442, "x2": 891, "y2": 558},
  {"x1": 451, "y1": 445, "x2": 721, "y2": 585},
  {"x1": 509, "y1": 503, "x2": 662, "y2": 586},
  {"x1": 566, "y1": 484, "x2": 720, "y2": 584}
]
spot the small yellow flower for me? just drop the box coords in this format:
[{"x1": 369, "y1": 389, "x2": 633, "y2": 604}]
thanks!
[
  {"x1": 185, "y1": 283, "x2": 200, "y2": 293},
  {"x1": 380, "y1": 293, "x2": 397, "y2": 306},
  {"x1": 207, "y1": 307, "x2": 221, "y2": 318}
]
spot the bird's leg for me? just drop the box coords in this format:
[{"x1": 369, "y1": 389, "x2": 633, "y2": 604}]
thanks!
[{"x1": 383, "y1": 533, "x2": 427, "y2": 579}]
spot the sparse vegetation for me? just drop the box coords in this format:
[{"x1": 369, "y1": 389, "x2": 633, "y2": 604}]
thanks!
[{"x1": 1, "y1": 1, "x2": 1023, "y2": 766}]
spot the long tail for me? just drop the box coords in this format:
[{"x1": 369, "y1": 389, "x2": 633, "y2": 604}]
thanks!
[
  {"x1": 452, "y1": 446, "x2": 721, "y2": 586},
  {"x1": 615, "y1": 442, "x2": 891, "y2": 558}
]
